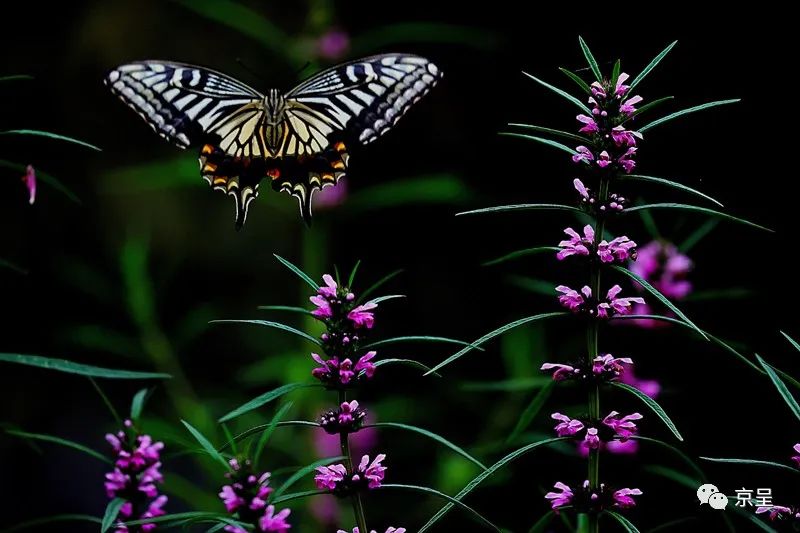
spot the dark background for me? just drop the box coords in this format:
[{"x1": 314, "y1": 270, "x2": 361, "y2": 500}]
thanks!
[{"x1": 1, "y1": 2, "x2": 796, "y2": 531}]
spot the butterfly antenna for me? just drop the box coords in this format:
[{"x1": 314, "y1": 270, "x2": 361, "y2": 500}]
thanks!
[{"x1": 235, "y1": 57, "x2": 269, "y2": 86}]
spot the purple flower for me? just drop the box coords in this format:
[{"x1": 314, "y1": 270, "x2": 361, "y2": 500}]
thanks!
[
  {"x1": 793, "y1": 443, "x2": 800, "y2": 467},
  {"x1": 572, "y1": 146, "x2": 595, "y2": 164},
  {"x1": 620, "y1": 95, "x2": 643, "y2": 115},
  {"x1": 756, "y1": 505, "x2": 795, "y2": 521},
  {"x1": 315, "y1": 463, "x2": 348, "y2": 490},
  {"x1": 610, "y1": 126, "x2": 641, "y2": 147},
  {"x1": 259, "y1": 505, "x2": 292, "y2": 532},
  {"x1": 552, "y1": 413, "x2": 585, "y2": 436},
  {"x1": 545, "y1": 481, "x2": 574, "y2": 510},
  {"x1": 317, "y1": 29, "x2": 350, "y2": 60},
  {"x1": 22, "y1": 164, "x2": 36, "y2": 204},
  {"x1": 597, "y1": 285, "x2": 645, "y2": 318},
  {"x1": 614, "y1": 73, "x2": 630, "y2": 97},
  {"x1": 348, "y1": 302, "x2": 377, "y2": 329},
  {"x1": 310, "y1": 295, "x2": 333, "y2": 319},
  {"x1": 613, "y1": 487, "x2": 643, "y2": 508},
  {"x1": 597, "y1": 236, "x2": 637, "y2": 263},
  {"x1": 619, "y1": 364, "x2": 661, "y2": 399},
  {"x1": 602, "y1": 411, "x2": 643, "y2": 441},
  {"x1": 316, "y1": 454, "x2": 387, "y2": 492},
  {"x1": 354, "y1": 351, "x2": 376, "y2": 377},
  {"x1": 319, "y1": 400, "x2": 367, "y2": 434},
  {"x1": 617, "y1": 147, "x2": 637, "y2": 173},
  {"x1": 574, "y1": 178, "x2": 590, "y2": 200},
  {"x1": 583, "y1": 427, "x2": 600, "y2": 450},
  {"x1": 318, "y1": 274, "x2": 338, "y2": 298},
  {"x1": 630, "y1": 241, "x2": 693, "y2": 301},
  {"x1": 218, "y1": 458, "x2": 274, "y2": 519},
  {"x1": 577, "y1": 114, "x2": 599, "y2": 134},
  {"x1": 596, "y1": 151, "x2": 612, "y2": 168},
  {"x1": 311, "y1": 352, "x2": 377, "y2": 386},
  {"x1": 593, "y1": 354, "x2": 633, "y2": 379},
  {"x1": 338, "y1": 529, "x2": 407, "y2": 533},
  {"x1": 219, "y1": 485, "x2": 245, "y2": 513},
  {"x1": 606, "y1": 439, "x2": 640, "y2": 455},
  {"x1": 357, "y1": 454, "x2": 387, "y2": 489},
  {"x1": 557, "y1": 225, "x2": 594, "y2": 260},
  {"x1": 541, "y1": 362, "x2": 580, "y2": 381},
  {"x1": 556, "y1": 285, "x2": 590, "y2": 312}
]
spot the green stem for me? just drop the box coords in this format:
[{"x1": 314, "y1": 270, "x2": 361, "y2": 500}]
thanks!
[{"x1": 339, "y1": 390, "x2": 368, "y2": 533}]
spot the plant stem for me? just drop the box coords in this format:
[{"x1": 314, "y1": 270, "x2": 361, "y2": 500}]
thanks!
[{"x1": 339, "y1": 390, "x2": 368, "y2": 533}]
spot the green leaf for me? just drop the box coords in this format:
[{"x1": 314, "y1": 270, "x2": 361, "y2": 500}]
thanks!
[
  {"x1": 270, "y1": 489, "x2": 328, "y2": 505},
  {"x1": 419, "y1": 437, "x2": 568, "y2": 531},
  {"x1": 253, "y1": 402, "x2": 294, "y2": 467},
  {"x1": 0, "y1": 159, "x2": 81, "y2": 204},
  {"x1": 623, "y1": 96, "x2": 674, "y2": 121},
  {"x1": 0, "y1": 353, "x2": 171, "y2": 379},
  {"x1": 363, "y1": 336, "x2": 484, "y2": 351},
  {"x1": 633, "y1": 436, "x2": 705, "y2": 480},
  {"x1": 781, "y1": 330, "x2": 800, "y2": 353},
  {"x1": 508, "y1": 275, "x2": 558, "y2": 296},
  {"x1": 273, "y1": 456, "x2": 346, "y2": 498},
  {"x1": 0, "y1": 129, "x2": 101, "y2": 151},
  {"x1": 210, "y1": 320, "x2": 321, "y2": 346},
  {"x1": 457, "y1": 203, "x2": 584, "y2": 217},
  {"x1": 0, "y1": 74, "x2": 34, "y2": 82},
  {"x1": 426, "y1": 312, "x2": 568, "y2": 375},
  {"x1": 181, "y1": 420, "x2": 229, "y2": 469},
  {"x1": 347, "y1": 260, "x2": 361, "y2": 287},
  {"x1": 498, "y1": 132, "x2": 577, "y2": 156},
  {"x1": 610, "y1": 382, "x2": 683, "y2": 441},
  {"x1": 219, "y1": 383, "x2": 320, "y2": 423},
  {"x1": 374, "y1": 358, "x2": 441, "y2": 377},
  {"x1": 630, "y1": 40, "x2": 678, "y2": 90},
  {"x1": 483, "y1": 246, "x2": 560, "y2": 267},
  {"x1": 507, "y1": 123, "x2": 586, "y2": 144},
  {"x1": 382, "y1": 484, "x2": 501, "y2": 531},
  {"x1": 638, "y1": 207, "x2": 662, "y2": 239},
  {"x1": 131, "y1": 388, "x2": 150, "y2": 422},
  {"x1": 101, "y1": 498, "x2": 126, "y2": 532},
  {"x1": 521, "y1": 72, "x2": 592, "y2": 114},
  {"x1": 679, "y1": 219, "x2": 720, "y2": 253},
  {"x1": 368, "y1": 294, "x2": 405, "y2": 304},
  {"x1": 5, "y1": 429, "x2": 111, "y2": 463},
  {"x1": 578, "y1": 36, "x2": 603, "y2": 81},
  {"x1": 624, "y1": 203, "x2": 771, "y2": 232},
  {"x1": 358, "y1": 269, "x2": 404, "y2": 303},
  {"x1": 756, "y1": 354, "x2": 800, "y2": 422},
  {"x1": 605, "y1": 511, "x2": 641, "y2": 533},
  {"x1": 5, "y1": 514, "x2": 101, "y2": 532},
  {"x1": 610, "y1": 59, "x2": 621, "y2": 89},
  {"x1": 558, "y1": 67, "x2": 591, "y2": 94},
  {"x1": 368, "y1": 422, "x2": 487, "y2": 470},
  {"x1": 611, "y1": 265, "x2": 707, "y2": 340},
  {"x1": 699, "y1": 457, "x2": 800, "y2": 475},
  {"x1": 620, "y1": 174, "x2": 723, "y2": 207},
  {"x1": 257, "y1": 305, "x2": 311, "y2": 315},
  {"x1": 273, "y1": 254, "x2": 319, "y2": 289},
  {"x1": 506, "y1": 381, "x2": 555, "y2": 443},
  {"x1": 122, "y1": 512, "x2": 229, "y2": 527},
  {"x1": 640, "y1": 99, "x2": 740, "y2": 132},
  {"x1": 89, "y1": 377, "x2": 122, "y2": 427},
  {"x1": 645, "y1": 465, "x2": 698, "y2": 488}
]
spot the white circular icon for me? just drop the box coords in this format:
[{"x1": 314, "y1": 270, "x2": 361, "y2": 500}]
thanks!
[
  {"x1": 697, "y1": 483, "x2": 719, "y2": 504},
  {"x1": 708, "y1": 492, "x2": 729, "y2": 510}
]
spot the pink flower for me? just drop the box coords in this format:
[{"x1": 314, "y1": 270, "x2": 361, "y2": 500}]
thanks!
[
  {"x1": 614, "y1": 73, "x2": 630, "y2": 97},
  {"x1": 22, "y1": 164, "x2": 36, "y2": 205},
  {"x1": 259, "y1": 505, "x2": 291, "y2": 532},
  {"x1": 618, "y1": 147, "x2": 637, "y2": 173},
  {"x1": 619, "y1": 364, "x2": 661, "y2": 399},
  {"x1": 557, "y1": 225, "x2": 594, "y2": 260},
  {"x1": 606, "y1": 439, "x2": 640, "y2": 455},
  {"x1": 590, "y1": 82, "x2": 606, "y2": 99},
  {"x1": 596, "y1": 151, "x2": 612, "y2": 168},
  {"x1": 620, "y1": 95, "x2": 643, "y2": 115},
  {"x1": 613, "y1": 487, "x2": 643, "y2": 508},
  {"x1": 105, "y1": 468, "x2": 129, "y2": 497},
  {"x1": 572, "y1": 146, "x2": 595, "y2": 164},
  {"x1": 139, "y1": 495, "x2": 167, "y2": 532},
  {"x1": 793, "y1": 443, "x2": 800, "y2": 467},
  {"x1": 545, "y1": 481, "x2": 574, "y2": 510},
  {"x1": 577, "y1": 114, "x2": 599, "y2": 134},
  {"x1": 338, "y1": 529, "x2": 407, "y2": 533},
  {"x1": 541, "y1": 362, "x2": 580, "y2": 381},
  {"x1": 602, "y1": 411, "x2": 643, "y2": 441},
  {"x1": 583, "y1": 427, "x2": 600, "y2": 450},
  {"x1": 354, "y1": 351, "x2": 376, "y2": 378},
  {"x1": 318, "y1": 274, "x2": 338, "y2": 298},
  {"x1": 315, "y1": 463, "x2": 348, "y2": 490},
  {"x1": 357, "y1": 454, "x2": 387, "y2": 489},
  {"x1": 597, "y1": 236, "x2": 637, "y2": 263},
  {"x1": 310, "y1": 295, "x2": 333, "y2": 319},
  {"x1": 556, "y1": 285, "x2": 590, "y2": 312},
  {"x1": 592, "y1": 354, "x2": 633, "y2": 379},
  {"x1": 219, "y1": 485, "x2": 245, "y2": 512},
  {"x1": 317, "y1": 29, "x2": 350, "y2": 60},
  {"x1": 630, "y1": 241, "x2": 693, "y2": 301},
  {"x1": 339, "y1": 401, "x2": 359, "y2": 425},
  {"x1": 348, "y1": 302, "x2": 377, "y2": 329},
  {"x1": 552, "y1": 413, "x2": 585, "y2": 436},
  {"x1": 320, "y1": 400, "x2": 368, "y2": 435},
  {"x1": 574, "y1": 178, "x2": 590, "y2": 200},
  {"x1": 597, "y1": 285, "x2": 645, "y2": 318},
  {"x1": 610, "y1": 126, "x2": 641, "y2": 147},
  {"x1": 756, "y1": 505, "x2": 794, "y2": 521}
]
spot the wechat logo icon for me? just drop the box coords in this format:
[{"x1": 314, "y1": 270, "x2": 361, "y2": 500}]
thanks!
[{"x1": 697, "y1": 483, "x2": 729, "y2": 510}]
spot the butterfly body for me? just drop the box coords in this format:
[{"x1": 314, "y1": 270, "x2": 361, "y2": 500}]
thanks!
[{"x1": 105, "y1": 54, "x2": 441, "y2": 228}]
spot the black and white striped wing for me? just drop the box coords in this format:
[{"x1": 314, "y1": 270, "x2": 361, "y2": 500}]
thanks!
[
  {"x1": 285, "y1": 54, "x2": 442, "y2": 149},
  {"x1": 105, "y1": 61, "x2": 261, "y2": 149}
]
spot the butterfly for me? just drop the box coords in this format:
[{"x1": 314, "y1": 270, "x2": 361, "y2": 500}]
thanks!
[{"x1": 105, "y1": 54, "x2": 442, "y2": 229}]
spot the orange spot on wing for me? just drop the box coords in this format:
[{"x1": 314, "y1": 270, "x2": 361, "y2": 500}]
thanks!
[
  {"x1": 202, "y1": 144, "x2": 214, "y2": 155},
  {"x1": 334, "y1": 141, "x2": 346, "y2": 152},
  {"x1": 267, "y1": 168, "x2": 281, "y2": 180},
  {"x1": 203, "y1": 163, "x2": 218, "y2": 173},
  {"x1": 213, "y1": 177, "x2": 228, "y2": 185}
]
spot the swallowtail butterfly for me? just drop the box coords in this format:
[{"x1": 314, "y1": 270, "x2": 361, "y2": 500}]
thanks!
[{"x1": 105, "y1": 54, "x2": 442, "y2": 228}]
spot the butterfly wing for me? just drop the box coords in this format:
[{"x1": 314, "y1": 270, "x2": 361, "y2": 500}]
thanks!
[
  {"x1": 274, "y1": 54, "x2": 442, "y2": 220},
  {"x1": 105, "y1": 61, "x2": 267, "y2": 228}
]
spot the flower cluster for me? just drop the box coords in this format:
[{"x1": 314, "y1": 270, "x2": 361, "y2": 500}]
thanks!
[
  {"x1": 545, "y1": 480, "x2": 642, "y2": 512},
  {"x1": 551, "y1": 411, "x2": 642, "y2": 450},
  {"x1": 218, "y1": 458, "x2": 291, "y2": 533},
  {"x1": 315, "y1": 454, "x2": 387, "y2": 494},
  {"x1": 104, "y1": 420, "x2": 167, "y2": 533},
  {"x1": 557, "y1": 224, "x2": 637, "y2": 263},
  {"x1": 338, "y1": 529, "x2": 406, "y2": 533},
  {"x1": 541, "y1": 354, "x2": 632, "y2": 383},
  {"x1": 574, "y1": 179, "x2": 628, "y2": 214},
  {"x1": 320, "y1": 400, "x2": 368, "y2": 435},
  {"x1": 309, "y1": 274, "x2": 378, "y2": 388},
  {"x1": 556, "y1": 284, "x2": 644, "y2": 318},
  {"x1": 756, "y1": 505, "x2": 800, "y2": 523}
]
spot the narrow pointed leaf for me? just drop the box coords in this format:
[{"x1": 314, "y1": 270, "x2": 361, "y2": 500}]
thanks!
[
  {"x1": 348, "y1": 259, "x2": 361, "y2": 287},
  {"x1": 89, "y1": 377, "x2": 122, "y2": 427},
  {"x1": 0, "y1": 353, "x2": 171, "y2": 379},
  {"x1": 273, "y1": 456, "x2": 346, "y2": 497},
  {"x1": 101, "y1": 498, "x2": 126, "y2": 532},
  {"x1": 130, "y1": 388, "x2": 150, "y2": 422},
  {"x1": 780, "y1": 331, "x2": 800, "y2": 353},
  {"x1": 506, "y1": 381, "x2": 555, "y2": 443},
  {"x1": 5, "y1": 430, "x2": 112, "y2": 464},
  {"x1": 620, "y1": 174, "x2": 723, "y2": 206},
  {"x1": 418, "y1": 437, "x2": 568, "y2": 531},
  {"x1": 0, "y1": 74, "x2": 34, "y2": 82},
  {"x1": 273, "y1": 254, "x2": 318, "y2": 289},
  {"x1": 623, "y1": 96, "x2": 674, "y2": 121},
  {"x1": 257, "y1": 305, "x2": 311, "y2": 315},
  {"x1": 270, "y1": 489, "x2": 327, "y2": 505},
  {"x1": 611, "y1": 265, "x2": 706, "y2": 340},
  {"x1": 611, "y1": 59, "x2": 621, "y2": 88},
  {"x1": 639, "y1": 99, "x2": 740, "y2": 132},
  {"x1": 254, "y1": 402, "x2": 293, "y2": 467},
  {"x1": 457, "y1": 203, "x2": 584, "y2": 217},
  {"x1": 363, "y1": 336, "x2": 484, "y2": 351},
  {"x1": 507, "y1": 123, "x2": 586, "y2": 144},
  {"x1": 181, "y1": 420, "x2": 229, "y2": 469},
  {"x1": 610, "y1": 382, "x2": 683, "y2": 441},
  {"x1": 679, "y1": 219, "x2": 719, "y2": 252},
  {"x1": 559, "y1": 67, "x2": 591, "y2": 93},
  {"x1": 624, "y1": 203, "x2": 771, "y2": 232},
  {"x1": 699, "y1": 457, "x2": 800, "y2": 475},
  {"x1": 1, "y1": 129, "x2": 101, "y2": 151},
  {"x1": 483, "y1": 246, "x2": 560, "y2": 267},
  {"x1": 210, "y1": 320, "x2": 321, "y2": 345},
  {"x1": 638, "y1": 207, "x2": 662, "y2": 239},
  {"x1": 367, "y1": 422, "x2": 487, "y2": 470},
  {"x1": 382, "y1": 484, "x2": 501, "y2": 531},
  {"x1": 632, "y1": 436, "x2": 705, "y2": 479},
  {"x1": 122, "y1": 512, "x2": 228, "y2": 527},
  {"x1": 499, "y1": 132, "x2": 577, "y2": 155},
  {"x1": 358, "y1": 269, "x2": 404, "y2": 303},
  {"x1": 508, "y1": 275, "x2": 559, "y2": 296},
  {"x1": 6, "y1": 514, "x2": 101, "y2": 532},
  {"x1": 219, "y1": 383, "x2": 320, "y2": 422},
  {"x1": 630, "y1": 40, "x2": 678, "y2": 90},
  {"x1": 756, "y1": 354, "x2": 800, "y2": 422},
  {"x1": 521, "y1": 72, "x2": 591, "y2": 113},
  {"x1": 605, "y1": 511, "x2": 641, "y2": 533},
  {"x1": 578, "y1": 36, "x2": 603, "y2": 81},
  {"x1": 426, "y1": 312, "x2": 568, "y2": 375},
  {"x1": 368, "y1": 294, "x2": 405, "y2": 304},
  {"x1": 374, "y1": 358, "x2": 441, "y2": 377}
]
